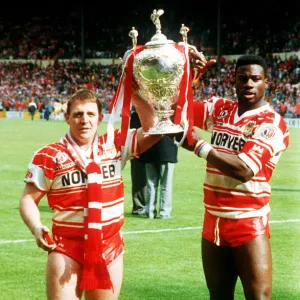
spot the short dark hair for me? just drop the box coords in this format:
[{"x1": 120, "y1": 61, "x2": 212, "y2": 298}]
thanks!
[
  {"x1": 235, "y1": 55, "x2": 267, "y2": 76},
  {"x1": 67, "y1": 89, "x2": 102, "y2": 115}
]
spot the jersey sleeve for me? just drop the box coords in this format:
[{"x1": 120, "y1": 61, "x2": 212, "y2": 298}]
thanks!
[
  {"x1": 120, "y1": 129, "x2": 138, "y2": 169},
  {"x1": 24, "y1": 145, "x2": 57, "y2": 191},
  {"x1": 238, "y1": 120, "x2": 289, "y2": 177},
  {"x1": 193, "y1": 97, "x2": 223, "y2": 131}
]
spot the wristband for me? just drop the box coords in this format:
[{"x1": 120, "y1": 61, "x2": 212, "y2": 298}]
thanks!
[{"x1": 194, "y1": 140, "x2": 213, "y2": 159}]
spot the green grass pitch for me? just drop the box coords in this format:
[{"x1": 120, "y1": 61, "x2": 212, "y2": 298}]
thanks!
[{"x1": 0, "y1": 118, "x2": 299, "y2": 299}]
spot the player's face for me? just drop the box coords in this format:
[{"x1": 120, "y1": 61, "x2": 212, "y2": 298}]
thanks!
[
  {"x1": 236, "y1": 64, "x2": 268, "y2": 111},
  {"x1": 65, "y1": 100, "x2": 103, "y2": 147}
]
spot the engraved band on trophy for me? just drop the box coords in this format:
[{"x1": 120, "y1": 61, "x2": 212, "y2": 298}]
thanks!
[{"x1": 131, "y1": 9, "x2": 186, "y2": 134}]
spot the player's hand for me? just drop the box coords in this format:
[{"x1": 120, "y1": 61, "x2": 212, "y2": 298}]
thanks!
[
  {"x1": 33, "y1": 225, "x2": 57, "y2": 252},
  {"x1": 176, "y1": 128, "x2": 202, "y2": 151},
  {"x1": 189, "y1": 46, "x2": 216, "y2": 74}
]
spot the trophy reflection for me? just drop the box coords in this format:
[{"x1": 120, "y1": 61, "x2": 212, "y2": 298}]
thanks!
[{"x1": 132, "y1": 9, "x2": 186, "y2": 134}]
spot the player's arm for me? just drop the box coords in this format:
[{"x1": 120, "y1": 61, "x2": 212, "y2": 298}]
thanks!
[
  {"x1": 206, "y1": 149, "x2": 254, "y2": 182},
  {"x1": 19, "y1": 183, "x2": 56, "y2": 251},
  {"x1": 183, "y1": 127, "x2": 254, "y2": 182}
]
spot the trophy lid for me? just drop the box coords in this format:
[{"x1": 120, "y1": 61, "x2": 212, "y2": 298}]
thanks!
[{"x1": 146, "y1": 9, "x2": 174, "y2": 46}]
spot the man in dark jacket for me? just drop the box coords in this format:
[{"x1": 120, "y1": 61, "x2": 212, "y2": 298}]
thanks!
[
  {"x1": 129, "y1": 107, "x2": 147, "y2": 215},
  {"x1": 142, "y1": 135, "x2": 178, "y2": 219}
]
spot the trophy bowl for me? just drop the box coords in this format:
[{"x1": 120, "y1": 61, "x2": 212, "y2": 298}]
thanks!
[{"x1": 132, "y1": 9, "x2": 186, "y2": 135}]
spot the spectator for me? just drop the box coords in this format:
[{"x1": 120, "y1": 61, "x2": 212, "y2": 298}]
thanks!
[
  {"x1": 28, "y1": 99, "x2": 37, "y2": 121},
  {"x1": 279, "y1": 99, "x2": 287, "y2": 117},
  {"x1": 44, "y1": 100, "x2": 54, "y2": 121},
  {"x1": 129, "y1": 107, "x2": 147, "y2": 216},
  {"x1": 143, "y1": 135, "x2": 178, "y2": 219},
  {"x1": 296, "y1": 101, "x2": 300, "y2": 118}
]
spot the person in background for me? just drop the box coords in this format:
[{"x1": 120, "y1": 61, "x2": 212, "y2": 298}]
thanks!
[
  {"x1": 279, "y1": 99, "x2": 287, "y2": 117},
  {"x1": 44, "y1": 100, "x2": 54, "y2": 121},
  {"x1": 129, "y1": 107, "x2": 147, "y2": 216},
  {"x1": 38, "y1": 99, "x2": 44, "y2": 114},
  {"x1": 19, "y1": 89, "x2": 161, "y2": 300},
  {"x1": 142, "y1": 135, "x2": 178, "y2": 219},
  {"x1": 181, "y1": 53, "x2": 289, "y2": 299},
  {"x1": 28, "y1": 98, "x2": 37, "y2": 121},
  {"x1": 296, "y1": 101, "x2": 300, "y2": 118},
  {"x1": 53, "y1": 99, "x2": 63, "y2": 120}
]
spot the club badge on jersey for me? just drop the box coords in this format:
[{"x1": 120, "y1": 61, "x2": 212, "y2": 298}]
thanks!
[
  {"x1": 102, "y1": 144, "x2": 117, "y2": 159},
  {"x1": 242, "y1": 121, "x2": 257, "y2": 137}
]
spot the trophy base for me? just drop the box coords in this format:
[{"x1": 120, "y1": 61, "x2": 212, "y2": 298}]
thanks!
[{"x1": 144, "y1": 119, "x2": 184, "y2": 135}]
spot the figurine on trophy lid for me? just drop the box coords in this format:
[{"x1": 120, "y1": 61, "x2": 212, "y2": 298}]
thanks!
[{"x1": 132, "y1": 9, "x2": 187, "y2": 134}]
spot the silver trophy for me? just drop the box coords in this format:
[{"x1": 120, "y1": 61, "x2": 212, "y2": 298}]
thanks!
[{"x1": 132, "y1": 9, "x2": 186, "y2": 134}]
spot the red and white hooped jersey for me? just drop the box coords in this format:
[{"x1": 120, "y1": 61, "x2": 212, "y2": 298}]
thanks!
[
  {"x1": 193, "y1": 97, "x2": 289, "y2": 218},
  {"x1": 24, "y1": 129, "x2": 139, "y2": 239}
]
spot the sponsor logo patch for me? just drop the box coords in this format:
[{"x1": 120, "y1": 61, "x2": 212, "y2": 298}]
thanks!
[
  {"x1": 54, "y1": 151, "x2": 69, "y2": 164},
  {"x1": 261, "y1": 126, "x2": 277, "y2": 140}
]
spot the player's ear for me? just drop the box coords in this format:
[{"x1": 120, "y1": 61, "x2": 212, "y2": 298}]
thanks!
[
  {"x1": 98, "y1": 113, "x2": 103, "y2": 124},
  {"x1": 264, "y1": 77, "x2": 268, "y2": 89},
  {"x1": 65, "y1": 112, "x2": 70, "y2": 124}
]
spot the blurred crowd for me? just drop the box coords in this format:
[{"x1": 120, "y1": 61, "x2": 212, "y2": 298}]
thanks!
[
  {"x1": 195, "y1": 53, "x2": 300, "y2": 118},
  {"x1": 0, "y1": 61, "x2": 120, "y2": 115},
  {"x1": 0, "y1": 11, "x2": 299, "y2": 118},
  {"x1": 0, "y1": 10, "x2": 299, "y2": 60},
  {"x1": 0, "y1": 53, "x2": 299, "y2": 118}
]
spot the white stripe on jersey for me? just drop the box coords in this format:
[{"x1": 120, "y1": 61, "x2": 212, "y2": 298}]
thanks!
[
  {"x1": 204, "y1": 172, "x2": 271, "y2": 193},
  {"x1": 102, "y1": 181, "x2": 123, "y2": 189},
  {"x1": 88, "y1": 223, "x2": 102, "y2": 230},
  {"x1": 204, "y1": 185, "x2": 271, "y2": 198},
  {"x1": 53, "y1": 221, "x2": 84, "y2": 228},
  {"x1": 88, "y1": 202, "x2": 103, "y2": 209},
  {"x1": 53, "y1": 210, "x2": 83, "y2": 223},
  {"x1": 101, "y1": 215, "x2": 124, "y2": 226},
  {"x1": 247, "y1": 152, "x2": 263, "y2": 171},
  {"x1": 53, "y1": 203, "x2": 124, "y2": 225},
  {"x1": 53, "y1": 215, "x2": 124, "y2": 229},
  {"x1": 207, "y1": 203, "x2": 270, "y2": 219},
  {"x1": 88, "y1": 173, "x2": 103, "y2": 184},
  {"x1": 238, "y1": 152, "x2": 259, "y2": 175},
  {"x1": 102, "y1": 202, "x2": 123, "y2": 221},
  {"x1": 205, "y1": 203, "x2": 257, "y2": 211},
  {"x1": 82, "y1": 198, "x2": 124, "y2": 218}
]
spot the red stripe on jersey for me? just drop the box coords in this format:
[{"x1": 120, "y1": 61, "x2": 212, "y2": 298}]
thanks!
[
  {"x1": 193, "y1": 98, "x2": 289, "y2": 215},
  {"x1": 25, "y1": 129, "x2": 137, "y2": 239}
]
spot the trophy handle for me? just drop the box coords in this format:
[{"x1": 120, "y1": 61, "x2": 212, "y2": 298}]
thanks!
[{"x1": 179, "y1": 24, "x2": 199, "y2": 80}]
